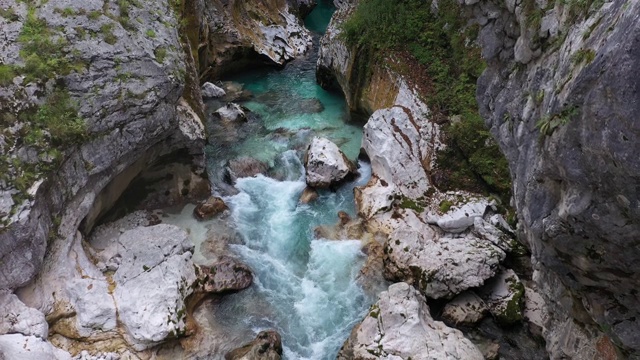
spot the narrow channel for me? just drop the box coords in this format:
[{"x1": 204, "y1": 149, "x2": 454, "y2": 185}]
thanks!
[{"x1": 165, "y1": 2, "x2": 376, "y2": 359}]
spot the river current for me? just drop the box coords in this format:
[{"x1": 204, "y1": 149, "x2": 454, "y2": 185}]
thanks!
[{"x1": 162, "y1": 2, "x2": 376, "y2": 359}]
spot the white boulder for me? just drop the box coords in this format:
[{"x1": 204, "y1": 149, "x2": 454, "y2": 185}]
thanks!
[
  {"x1": 357, "y1": 106, "x2": 433, "y2": 218},
  {"x1": 0, "y1": 291, "x2": 48, "y2": 338},
  {"x1": 201, "y1": 82, "x2": 226, "y2": 98},
  {"x1": 338, "y1": 282, "x2": 484, "y2": 360},
  {"x1": 432, "y1": 198, "x2": 490, "y2": 233},
  {"x1": 0, "y1": 334, "x2": 72, "y2": 360},
  {"x1": 304, "y1": 137, "x2": 356, "y2": 188},
  {"x1": 384, "y1": 212, "x2": 505, "y2": 299},
  {"x1": 213, "y1": 103, "x2": 247, "y2": 122},
  {"x1": 113, "y1": 224, "x2": 196, "y2": 350}
]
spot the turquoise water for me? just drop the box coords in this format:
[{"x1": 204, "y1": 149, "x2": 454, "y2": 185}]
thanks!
[{"x1": 192, "y1": 3, "x2": 376, "y2": 359}]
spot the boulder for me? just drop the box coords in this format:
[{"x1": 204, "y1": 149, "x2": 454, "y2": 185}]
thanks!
[
  {"x1": 299, "y1": 187, "x2": 319, "y2": 204},
  {"x1": 213, "y1": 103, "x2": 248, "y2": 122},
  {"x1": 194, "y1": 197, "x2": 229, "y2": 220},
  {"x1": 196, "y1": 257, "x2": 253, "y2": 294},
  {"x1": 337, "y1": 282, "x2": 483, "y2": 360},
  {"x1": 226, "y1": 157, "x2": 268, "y2": 183},
  {"x1": 441, "y1": 291, "x2": 488, "y2": 327},
  {"x1": 0, "y1": 291, "x2": 48, "y2": 338},
  {"x1": 304, "y1": 137, "x2": 356, "y2": 188},
  {"x1": 384, "y1": 212, "x2": 505, "y2": 299},
  {"x1": 477, "y1": 269, "x2": 525, "y2": 325},
  {"x1": 225, "y1": 330, "x2": 283, "y2": 360},
  {"x1": 431, "y1": 198, "x2": 490, "y2": 233},
  {"x1": 201, "y1": 82, "x2": 226, "y2": 98},
  {"x1": 356, "y1": 106, "x2": 434, "y2": 218},
  {"x1": 0, "y1": 334, "x2": 72, "y2": 360},
  {"x1": 473, "y1": 217, "x2": 521, "y2": 254},
  {"x1": 113, "y1": 224, "x2": 196, "y2": 350}
]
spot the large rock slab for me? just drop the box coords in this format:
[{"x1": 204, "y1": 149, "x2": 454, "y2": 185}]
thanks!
[
  {"x1": 356, "y1": 105, "x2": 434, "y2": 218},
  {"x1": 304, "y1": 137, "x2": 356, "y2": 188},
  {"x1": 0, "y1": 334, "x2": 72, "y2": 360},
  {"x1": 338, "y1": 282, "x2": 483, "y2": 360},
  {"x1": 113, "y1": 224, "x2": 196, "y2": 350},
  {"x1": 384, "y1": 212, "x2": 505, "y2": 299},
  {"x1": 196, "y1": 257, "x2": 253, "y2": 294},
  {"x1": 202, "y1": 82, "x2": 226, "y2": 98}
]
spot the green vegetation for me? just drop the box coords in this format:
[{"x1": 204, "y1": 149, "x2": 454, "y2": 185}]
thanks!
[
  {"x1": 536, "y1": 106, "x2": 578, "y2": 136},
  {"x1": 342, "y1": 0, "x2": 511, "y2": 200},
  {"x1": 439, "y1": 199, "x2": 453, "y2": 213},
  {"x1": 154, "y1": 46, "x2": 167, "y2": 63},
  {"x1": 0, "y1": 65, "x2": 16, "y2": 86},
  {"x1": 572, "y1": 48, "x2": 596, "y2": 65},
  {"x1": 0, "y1": 7, "x2": 19, "y2": 21},
  {"x1": 145, "y1": 29, "x2": 156, "y2": 38},
  {"x1": 87, "y1": 10, "x2": 102, "y2": 20},
  {"x1": 398, "y1": 197, "x2": 424, "y2": 213},
  {"x1": 101, "y1": 23, "x2": 117, "y2": 44}
]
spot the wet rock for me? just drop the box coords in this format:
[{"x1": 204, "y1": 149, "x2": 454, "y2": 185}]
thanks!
[
  {"x1": 0, "y1": 291, "x2": 48, "y2": 338},
  {"x1": 442, "y1": 291, "x2": 488, "y2": 327},
  {"x1": 477, "y1": 269, "x2": 525, "y2": 326},
  {"x1": 113, "y1": 224, "x2": 196, "y2": 350},
  {"x1": 196, "y1": 257, "x2": 253, "y2": 294},
  {"x1": 213, "y1": 103, "x2": 248, "y2": 123},
  {"x1": 384, "y1": 212, "x2": 505, "y2": 299},
  {"x1": 299, "y1": 187, "x2": 319, "y2": 204},
  {"x1": 225, "y1": 330, "x2": 283, "y2": 360},
  {"x1": 194, "y1": 197, "x2": 229, "y2": 220},
  {"x1": 202, "y1": 82, "x2": 226, "y2": 98},
  {"x1": 304, "y1": 137, "x2": 356, "y2": 188},
  {"x1": 221, "y1": 81, "x2": 253, "y2": 102},
  {"x1": 314, "y1": 211, "x2": 365, "y2": 241},
  {"x1": 226, "y1": 157, "x2": 269, "y2": 184},
  {"x1": 0, "y1": 334, "x2": 72, "y2": 359},
  {"x1": 338, "y1": 282, "x2": 483, "y2": 360},
  {"x1": 200, "y1": 220, "x2": 244, "y2": 261}
]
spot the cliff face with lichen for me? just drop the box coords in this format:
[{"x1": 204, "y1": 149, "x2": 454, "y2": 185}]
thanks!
[
  {"x1": 471, "y1": 0, "x2": 640, "y2": 357},
  {"x1": 0, "y1": 0, "x2": 207, "y2": 292},
  {"x1": 320, "y1": 0, "x2": 639, "y2": 358}
]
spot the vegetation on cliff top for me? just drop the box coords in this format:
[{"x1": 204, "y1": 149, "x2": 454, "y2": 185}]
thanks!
[{"x1": 341, "y1": 0, "x2": 512, "y2": 200}]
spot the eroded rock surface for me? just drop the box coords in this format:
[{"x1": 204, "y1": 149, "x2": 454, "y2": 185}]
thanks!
[
  {"x1": 0, "y1": 334, "x2": 72, "y2": 360},
  {"x1": 470, "y1": 0, "x2": 640, "y2": 355},
  {"x1": 477, "y1": 269, "x2": 524, "y2": 326},
  {"x1": 442, "y1": 291, "x2": 488, "y2": 327},
  {"x1": 338, "y1": 282, "x2": 483, "y2": 360}
]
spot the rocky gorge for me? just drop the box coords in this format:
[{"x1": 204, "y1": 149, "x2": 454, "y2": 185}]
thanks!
[{"x1": 0, "y1": 0, "x2": 638, "y2": 360}]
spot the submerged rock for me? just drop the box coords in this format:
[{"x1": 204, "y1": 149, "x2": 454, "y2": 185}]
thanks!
[
  {"x1": 477, "y1": 269, "x2": 525, "y2": 326},
  {"x1": 337, "y1": 282, "x2": 483, "y2": 360},
  {"x1": 196, "y1": 257, "x2": 253, "y2": 294},
  {"x1": 202, "y1": 82, "x2": 226, "y2": 98},
  {"x1": 194, "y1": 197, "x2": 229, "y2": 220},
  {"x1": 304, "y1": 137, "x2": 356, "y2": 188},
  {"x1": 225, "y1": 330, "x2": 283, "y2": 360},
  {"x1": 299, "y1": 187, "x2": 319, "y2": 204}
]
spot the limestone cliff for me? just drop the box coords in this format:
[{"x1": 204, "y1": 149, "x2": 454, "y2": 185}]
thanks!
[
  {"x1": 471, "y1": 0, "x2": 640, "y2": 357},
  {"x1": 0, "y1": 0, "x2": 206, "y2": 293}
]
